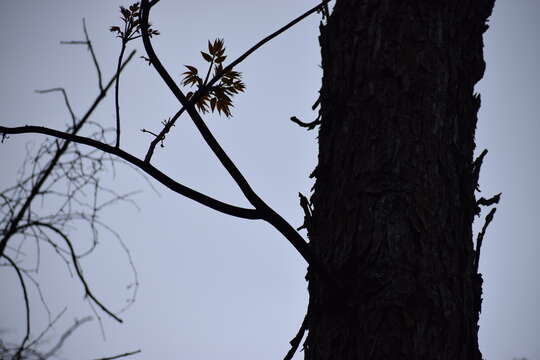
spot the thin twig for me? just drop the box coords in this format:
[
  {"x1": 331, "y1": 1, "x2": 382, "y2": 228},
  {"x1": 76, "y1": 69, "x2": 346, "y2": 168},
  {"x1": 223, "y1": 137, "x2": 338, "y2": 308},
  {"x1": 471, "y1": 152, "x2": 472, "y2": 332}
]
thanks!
[
  {"x1": 200, "y1": 0, "x2": 332, "y2": 98},
  {"x1": 93, "y1": 349, "x2": 142, "y2": 360},
  {"x1": 3, "y1": 254, "x2": 30, "y2": 360},
  {"x1": 144, "y1": 107, "x2": 185, "y2": 163},
  {"x1": 26, "y1": 222, "x2": 123, "y2": 322},
  {"x1": 114, "y1": 42, "x2": 127, "y2": 148},
  {"x1": 42, "y1": 316, "x2": 93, "y2": 359},
  {"x1": 35, "y1": 88, "x2": 77, "y2": 127},
  {"x1": 26, "y1": 307, "x2": 68, "y2": 349},
  {"x1": 83, "y1": 18, "x2": 104, "y2": 91}
]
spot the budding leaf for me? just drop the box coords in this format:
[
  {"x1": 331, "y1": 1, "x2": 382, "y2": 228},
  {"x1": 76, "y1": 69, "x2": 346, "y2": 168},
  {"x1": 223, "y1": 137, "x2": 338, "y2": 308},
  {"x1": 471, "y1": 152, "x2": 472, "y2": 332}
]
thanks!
[{"x1": 201, "y1": 51, "x2": 213, "y2": 62}]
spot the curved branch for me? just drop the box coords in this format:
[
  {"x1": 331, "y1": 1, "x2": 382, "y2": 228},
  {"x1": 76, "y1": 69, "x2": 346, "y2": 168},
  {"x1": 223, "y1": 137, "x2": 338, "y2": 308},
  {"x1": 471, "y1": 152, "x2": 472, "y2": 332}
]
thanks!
[
  {"x1": 140, "y1": 0, "x2": 267, "y2": 206},
  {"x1": 20, "y1": 222, "x2": 122, "y2": 323},
  {"x1": 0, "y1": 125, "x2": 259, "y2": 220},
  {"x1": 139, "y1": 1, "x2": 323, "y2": 269},
  {"x1": 3, "y1": 254, "x2": 30, "y2": 360},
  {"x1": 34, "y1": 88, "x2": 76, "y2": 127}
]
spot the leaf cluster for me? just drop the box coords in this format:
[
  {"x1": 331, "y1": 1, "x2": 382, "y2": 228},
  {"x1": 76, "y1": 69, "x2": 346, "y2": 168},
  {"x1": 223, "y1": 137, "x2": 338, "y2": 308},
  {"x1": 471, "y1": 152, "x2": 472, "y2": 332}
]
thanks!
[
  {"x1": 109, "y1": 3, "x2": 159, "y2": 43},
  {"x1": 181, "y1": 39, "x2": 246, "y2": 118}
]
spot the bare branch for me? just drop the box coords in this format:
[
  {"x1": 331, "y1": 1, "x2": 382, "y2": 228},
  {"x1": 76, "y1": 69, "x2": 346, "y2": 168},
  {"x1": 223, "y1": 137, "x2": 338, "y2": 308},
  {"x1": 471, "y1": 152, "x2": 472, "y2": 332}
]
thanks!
[
  {"x1": 0, "y1": 49, "x2": 136, "y2": 259},
  {"x1": 114, "y1": 42, "x2": 127, "y2": 148},
  {"x1": 42, "y1": 316, "x2": 93, "y2": 359},
  {"x1": 2, "y1": 254, "x2": 30, "y2": 360},
  {"x1": 83, "y1": 18, "x2": 104, "y2": 91},
  {"x1": 34, "y1": 88, "x2": 76, "y2": 127},
  {"x1": 21, "y1": 222, "x2": 123, "y2": 323},
  {"x1": 0, "y1": 125, "x2": 259, "y2": 220},
  {"x1": 26, "y1": 307, "x2": 68, "y2": 349},
  {"x1": 61, "y1": 20, "x2": 104, "y2": 92},
  {"x1": 93, "y1": 349, "x2": 142, "y2": 360}
]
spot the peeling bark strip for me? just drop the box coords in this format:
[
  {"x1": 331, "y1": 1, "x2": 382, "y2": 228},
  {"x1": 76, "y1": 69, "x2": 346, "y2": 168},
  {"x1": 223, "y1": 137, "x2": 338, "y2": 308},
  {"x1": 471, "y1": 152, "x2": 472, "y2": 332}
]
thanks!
[{"x1": 306, "y1": 1, "x2": 495, "y2": 359}]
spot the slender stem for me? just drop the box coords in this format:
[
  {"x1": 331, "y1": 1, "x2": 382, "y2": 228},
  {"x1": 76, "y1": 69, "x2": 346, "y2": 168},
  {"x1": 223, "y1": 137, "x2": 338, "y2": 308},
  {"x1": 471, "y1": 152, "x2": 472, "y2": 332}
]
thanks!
[
  {"x1": 82, "y1": 18, "x2": 104, "y2": 91},
  {"x1": 144, "y1": 107, "x2": 186, "y2": 163},
  {"x1": 203, "y1": 55, "x2": 215, "y2": 86},
  {"x1": 114, "y1": 42, "x2": 127, "y2": 148},
  {"x1": 93, "y1": 349, "x2": 141, "y2": 360},
  {"x1": 3, "y1": 254, "x2": 30, "y2": 360}
]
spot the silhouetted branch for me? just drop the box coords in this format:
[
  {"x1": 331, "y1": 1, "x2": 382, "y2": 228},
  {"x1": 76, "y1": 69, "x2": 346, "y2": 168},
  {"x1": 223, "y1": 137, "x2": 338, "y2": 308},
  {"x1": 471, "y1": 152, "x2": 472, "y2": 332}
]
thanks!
[
  {"x1": 114, "y1": 42, "x2": 127, "y2": 148},
  {"x1": 25, "y1": 307, "x2": 68, "y2": 350},
  {"x1": 93, "y1": 349, "x2": 142, "y2": 360},
  {"x1": 202, "y1": 0, "x2": 332, "y2": 94},
  {"x1": 290, "y1": 116, "x2": 321, "y2": 130},
  {"x1": 18, "y1": 222, "x2": 122, "y2": 323},
  {"x1": 296, "y1": 192, "x2": 312, "y2": 232},
  {"x1": 283, "y1": 312, "x2": 309, "y2": 360},
  {"x1": 476, "y1": 193, "x2": 501, "y2": 207},
  {"x1": 60, "y1": 19, "x2": 104, "y2": 91},
  {"x1": 2, "y1": 254, "x2": 30, "y2": 360},
  {"x1": 472, "y1": 149, "x2": 488, "y2": 192},
  {"x1": 0, "y1": 22, "x2": 150, "y2": 360},
  {"x1": 144, "y1": 107, "x2": 185, "y2": 163},
  {"x1": 139, "y1": 0, "x2": 319, "y2": 270},
  {"x1": 0, "y1": 125, "x2": 259, "y2": 220},
  {"x1": 0, "y1": 49, "x2": 136, "y2": 259},
  {"x1": 474, "y1": 207, "x2": 497, "y2": 272},
  {"x1": 34, "y1": 88, "x2": 76, "y2": 127},
  {"x1": 83, "y1": 19, "x2": 104, "y2": 91},
  {"x1": 42, "y1": 316, "x2": 93, "y2": 359}
]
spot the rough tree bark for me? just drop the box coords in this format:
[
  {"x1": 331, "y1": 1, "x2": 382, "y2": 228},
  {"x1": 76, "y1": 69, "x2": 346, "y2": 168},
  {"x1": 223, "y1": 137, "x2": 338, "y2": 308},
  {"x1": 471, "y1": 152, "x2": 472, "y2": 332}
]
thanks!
[{"x1": 306, "y1": 1, "x2": 495, "y2": 359}]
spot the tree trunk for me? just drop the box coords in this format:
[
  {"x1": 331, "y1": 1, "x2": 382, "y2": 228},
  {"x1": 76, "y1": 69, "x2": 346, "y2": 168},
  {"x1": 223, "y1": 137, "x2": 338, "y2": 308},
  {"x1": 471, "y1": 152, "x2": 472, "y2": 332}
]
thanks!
[{"x1": 306, "y1": 1, "x2": 495, "y2": 359}]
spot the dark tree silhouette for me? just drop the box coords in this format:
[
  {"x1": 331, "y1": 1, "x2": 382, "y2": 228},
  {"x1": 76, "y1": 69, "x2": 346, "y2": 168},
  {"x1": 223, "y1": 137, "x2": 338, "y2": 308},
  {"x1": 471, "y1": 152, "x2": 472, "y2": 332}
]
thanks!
[
  {"x1": 0, "y1": 1, "x2": 501, "y2": 359},
  {"x1": 304, "y1": 1, "x2": 499, "y2": 359}
]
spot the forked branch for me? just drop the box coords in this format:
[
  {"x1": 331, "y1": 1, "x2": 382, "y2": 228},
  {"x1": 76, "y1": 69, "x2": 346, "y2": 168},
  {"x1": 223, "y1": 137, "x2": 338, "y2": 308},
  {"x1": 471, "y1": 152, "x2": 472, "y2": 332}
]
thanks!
[{"x1": 138, "y1": 0, "x2": 324, "y2": 269}]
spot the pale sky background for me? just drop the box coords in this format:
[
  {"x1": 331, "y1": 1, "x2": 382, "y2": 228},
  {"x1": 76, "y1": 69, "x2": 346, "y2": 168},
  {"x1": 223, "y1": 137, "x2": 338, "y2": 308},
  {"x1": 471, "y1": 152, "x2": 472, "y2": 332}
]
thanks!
[{"x1": 0, "y1": 1, "x2": 538, "y2": 360}]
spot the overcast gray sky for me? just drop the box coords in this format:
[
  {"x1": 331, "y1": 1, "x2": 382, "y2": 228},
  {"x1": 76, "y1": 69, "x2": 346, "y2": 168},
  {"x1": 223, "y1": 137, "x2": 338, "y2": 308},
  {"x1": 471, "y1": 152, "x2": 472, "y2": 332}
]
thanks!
[{"x1": 0, "y1": 1, "x2": 538, "y2": 360}]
